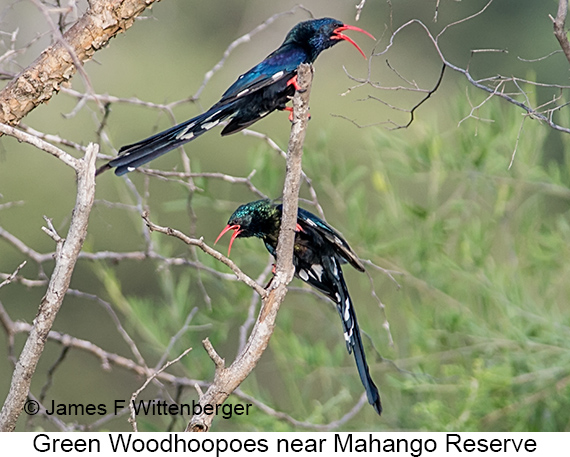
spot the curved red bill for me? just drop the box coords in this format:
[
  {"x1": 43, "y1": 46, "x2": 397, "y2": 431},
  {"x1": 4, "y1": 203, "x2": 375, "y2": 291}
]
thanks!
[
  {"x1": 332, "y1": 25, "x2": 376, "y2": 59},
  {"x1": 215, "y1": 224, "x2": 242, "y2": 256}
]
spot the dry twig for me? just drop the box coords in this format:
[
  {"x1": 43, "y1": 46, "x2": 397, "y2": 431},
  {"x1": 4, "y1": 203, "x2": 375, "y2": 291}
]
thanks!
[
  {"x1": 0, "y1": 0, "x2": 162, "y2": 126},
  {"x1": 0, "y1": 143, "x2": 98, "y2": 432},
  {"x1": 550, "y1": 0, "x2": 570, "y2": 65}
]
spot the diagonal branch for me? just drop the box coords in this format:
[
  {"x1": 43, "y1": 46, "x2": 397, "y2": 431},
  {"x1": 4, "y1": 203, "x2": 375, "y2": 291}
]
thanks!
[
  {"x1": 0, "y1": 122, "x2": 80, "y2": 169},
  {"x1": 0, "y1": 0, "x2": 162, "y2": 127},
  {"x1": 142, "y1": 213, "x2": 267, "y2": 298}
]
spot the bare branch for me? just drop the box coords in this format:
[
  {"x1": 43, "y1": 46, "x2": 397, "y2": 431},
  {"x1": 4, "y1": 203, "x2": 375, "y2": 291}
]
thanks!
[
  {"x1": 550, "y1": 0, "x2": 570, "y2": 65},
  {"x1": 142, "y1": 168, "x2": 269, "y2": 199},
  {"x1": 0, "y1": 296, "x2": 371, "y2": 431},
  {"x1": 238, "y1": 260, "x2": 274, "y2": 354},
  {"x1": 0, "y1": 122, "x2": 80, "y2": 169},
  {"x1": 355, "y1": 0, "x2": 367, "y2": 21},
  {"x1": 0, "y1": 143, "x2": 98, "y2": 432},
  {"x1": 142, "y1": 212, "x2": 267, "y2": 298},
  {"x1": 30, "y1": 0, "x2": 102, "y2": 111},
  {"x1": 0, "y1": 261, "x2": 27, "y2": 290},
  {"x1": 129, "y1": 347, "x2": 193, "y2": 432},
  {"x1": 365, "y1": 9, "x2": 570, "y2": 136},
  {"x1": 0, "y1": 0, "x2": 162, "y2": 126}
]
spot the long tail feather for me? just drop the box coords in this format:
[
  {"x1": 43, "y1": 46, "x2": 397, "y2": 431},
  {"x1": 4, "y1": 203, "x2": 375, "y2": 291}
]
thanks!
[
  {"x1": 350, "y1": 310, "x2": 382, "y2": 415},
  {"x1": 329, "y1": 257, "x2": 382, "y2": 415},
  {"x1": 106, "y1": 104, "x2": 234, "y2": 176}
]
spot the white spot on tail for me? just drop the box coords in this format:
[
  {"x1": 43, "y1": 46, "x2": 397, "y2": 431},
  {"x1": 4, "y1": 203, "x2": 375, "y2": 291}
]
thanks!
[
  {"x1": 299, "y1": 269, "x2": 309, "y2": 281},
  {"x1": 201, "y1": 120, "x2": 219, "y2": 131},
  {"x1": 344, "y1": 300, "x2": 351, "y2": 322},
  {"x1": 204, "y1": 110, "x2": 221, "y2": 122},
  {"x1": 178, "y1": 132, "x2": 194, "y2": 140},
  {"x1": 176, "y1": 122, "x2": 196, "y2": 139},
  {"x1": 127, "y1": 167, "x2": 135, "y2": 172}
]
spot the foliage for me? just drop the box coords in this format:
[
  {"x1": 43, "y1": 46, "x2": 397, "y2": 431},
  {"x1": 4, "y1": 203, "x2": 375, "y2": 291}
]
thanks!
[{"x1": 88, "y1": 94, "x2": 570, "y2": 431}]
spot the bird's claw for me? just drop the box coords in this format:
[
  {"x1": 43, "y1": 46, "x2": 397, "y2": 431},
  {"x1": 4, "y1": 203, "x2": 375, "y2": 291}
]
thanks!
[{"x1": 282, "y1": 106, "x2": 311, "y2": 122}]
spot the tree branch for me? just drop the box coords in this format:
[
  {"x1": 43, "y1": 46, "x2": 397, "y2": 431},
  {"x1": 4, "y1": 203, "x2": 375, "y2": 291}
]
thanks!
[
  {"x1": 0, "y1": 143, "x2": 98, "y2": 432},
  {"x1": 142, "y1": 213, "x2": 267, "y2": 298},
  {"x1": 0, "y1": 122, "x2": 80, "y2": 169},
  {"x1": 128, "y1": 347, "x2": 192, "y2": 432},
  {"x1": 0, "y1": 0, "x2": 162, "y2": 126},
  {"x1": 185, "y1": 63, "x2": 313, "y2": 432},
  {"x1": 550, "y1": 0, "x2": 570, "y2": 66},
  {"x1": 359, "y1": 4, "x2": 570, "y2": 136}
]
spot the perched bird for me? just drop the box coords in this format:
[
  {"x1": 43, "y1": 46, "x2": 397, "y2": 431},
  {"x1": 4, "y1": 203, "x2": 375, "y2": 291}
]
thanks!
[
  {"x1": 97, "y1": 18, "x2": 374, "y2": 176},
  {"x1": 216, "y1": 199, "x2": 382, "y2": 415}
]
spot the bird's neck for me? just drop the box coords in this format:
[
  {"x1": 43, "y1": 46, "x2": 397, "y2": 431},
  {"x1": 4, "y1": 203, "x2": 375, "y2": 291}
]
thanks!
[{"x1": 277, "y1": 41, "x2": 316, "y2": 63}]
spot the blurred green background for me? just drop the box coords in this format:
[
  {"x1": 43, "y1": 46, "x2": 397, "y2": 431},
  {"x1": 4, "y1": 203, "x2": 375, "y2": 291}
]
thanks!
[{"x1": 1, "y1": 0, "x2": 570, "y2": 431}]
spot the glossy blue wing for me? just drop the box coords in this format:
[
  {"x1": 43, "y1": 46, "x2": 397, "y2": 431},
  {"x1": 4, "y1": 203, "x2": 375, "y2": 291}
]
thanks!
[{"x1": 218, "y1": 46, "x2": 307, "y2": 104}]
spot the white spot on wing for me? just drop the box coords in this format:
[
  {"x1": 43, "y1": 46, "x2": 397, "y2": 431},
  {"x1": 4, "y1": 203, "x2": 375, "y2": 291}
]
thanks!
[
  {"x1": 237, "y1": 89, "x2": 249, "y2": 97},
  {"x1": 272, "y1": 71, "x2": 284, "y2": 80},
  {"x1": 311, "y1": 264, "x2": 323, "y2": 280}
]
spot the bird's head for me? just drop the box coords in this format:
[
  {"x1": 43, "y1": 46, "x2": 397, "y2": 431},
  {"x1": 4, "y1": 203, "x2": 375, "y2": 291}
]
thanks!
[
  {"x1": 215, "y1": 200, "x2": 279, "y2": 256},
  {"x1": 285, "y1": 17, "x2": 375, "y2": 61}
]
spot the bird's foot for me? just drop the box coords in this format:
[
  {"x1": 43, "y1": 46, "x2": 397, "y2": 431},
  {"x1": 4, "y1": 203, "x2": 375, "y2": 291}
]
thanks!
[
  {"x1": 281, "y1": 106, "x2": 311, "y2": 122},
  {"x1": 287, "y1": 75, "x2": 306, "y2": 93}
]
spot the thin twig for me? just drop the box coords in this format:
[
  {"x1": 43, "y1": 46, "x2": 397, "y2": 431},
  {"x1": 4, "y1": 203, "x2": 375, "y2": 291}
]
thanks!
[
  {"x1": 129, "y1": 347, "x2": 193, "y2": 432},
  {"x1": 0, "y1": 261, "x2": 27, "y2": 290},
  {"x1": 0, "y1": 122, "x2": 80, "y2": 169}
]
